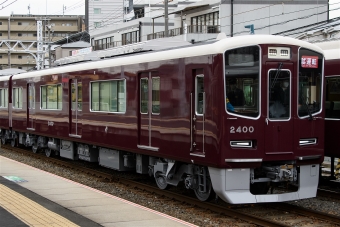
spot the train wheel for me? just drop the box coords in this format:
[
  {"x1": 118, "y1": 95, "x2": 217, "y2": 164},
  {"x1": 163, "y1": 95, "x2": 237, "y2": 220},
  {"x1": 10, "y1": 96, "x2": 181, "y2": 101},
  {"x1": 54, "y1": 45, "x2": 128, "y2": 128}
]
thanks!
[
  {"x1": 1, "y1": 137, "x2": 6, "y2": 145},
  {"x1": 10, "y1": 139, "x2": 16, "y2": 147},
  {"x1": 194, "y1": 178, "x2": 214, "y2": 202},
  {"x1": 155, "y1": 174, "x2": 169, "y2": 190},
  {"x1": 45, "y1": 148, "x2": 52, "y2": 157},
  {"x1": 32, "y1": 144, "x2": 38, "y2": 153}
]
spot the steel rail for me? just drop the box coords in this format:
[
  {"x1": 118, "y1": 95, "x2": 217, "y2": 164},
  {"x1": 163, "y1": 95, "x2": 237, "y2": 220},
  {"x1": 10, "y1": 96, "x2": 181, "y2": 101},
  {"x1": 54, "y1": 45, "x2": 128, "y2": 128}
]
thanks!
[{"x1": 6, "y1": 145, "x2": 340, "y2": 226}]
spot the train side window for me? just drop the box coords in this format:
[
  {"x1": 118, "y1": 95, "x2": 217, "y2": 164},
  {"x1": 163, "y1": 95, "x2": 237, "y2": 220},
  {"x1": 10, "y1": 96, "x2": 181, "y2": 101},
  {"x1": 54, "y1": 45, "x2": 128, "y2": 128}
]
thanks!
[
  {"x1": 195, "y1": 75, "x2": 204, "y2": 115},
  {"x1": 28, "y1": 84, "x2": 35, "y2": 109},
  {"x1": 71, "y1": 82, "x2": 82, "y2": 111},
  {"x1": 140, "y1": 78, "x2": 148, "y2": 114},
  {"x1": 325, "y1": 78, "x2": 340, "y2": 119},
  {"x1": 90, "y1": 79, "x2": 126, "y2": 113},
  {"x1": 152, "y1": 77, "x2": 160, "y2": 114},
  {"x1": 40, "y1": 84, "x2": 62, "y2": 110},
  {"x1": 13, "y1": 87, "x2": 23, "y2": 109},
  {"x1": 0, "y1": 88, "x2": 8, "y2": 108}
]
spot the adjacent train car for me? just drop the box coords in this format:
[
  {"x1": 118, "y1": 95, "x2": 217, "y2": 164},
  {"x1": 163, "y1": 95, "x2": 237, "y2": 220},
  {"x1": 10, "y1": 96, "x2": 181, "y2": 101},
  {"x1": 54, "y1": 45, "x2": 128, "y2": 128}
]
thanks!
[
  {"x1": 315, "y1": 40, "x2": 340, "y2": 178},
  {"x1": 0, "y1": 35, "x2": 325, "y2": 204}
]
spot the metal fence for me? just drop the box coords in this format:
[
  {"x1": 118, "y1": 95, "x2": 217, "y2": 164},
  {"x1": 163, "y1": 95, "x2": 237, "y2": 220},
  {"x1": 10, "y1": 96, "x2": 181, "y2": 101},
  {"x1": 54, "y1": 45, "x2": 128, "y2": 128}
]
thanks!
[{"x1": 147, "y1": 25, "x2": 220, "y2": 40}]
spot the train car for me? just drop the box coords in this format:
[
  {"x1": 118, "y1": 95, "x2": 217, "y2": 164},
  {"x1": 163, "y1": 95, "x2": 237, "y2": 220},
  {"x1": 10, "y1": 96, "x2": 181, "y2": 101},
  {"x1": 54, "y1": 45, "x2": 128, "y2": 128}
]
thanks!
[
  {"x1": 0, "y1": 35, "x2": 324, "y2": 204},
  {"x1": 0, "y1": 75, "x2": 11, "y2": 144},
  {"x1": 315, "y1": 40, "x2": 340, "y2": 178}
]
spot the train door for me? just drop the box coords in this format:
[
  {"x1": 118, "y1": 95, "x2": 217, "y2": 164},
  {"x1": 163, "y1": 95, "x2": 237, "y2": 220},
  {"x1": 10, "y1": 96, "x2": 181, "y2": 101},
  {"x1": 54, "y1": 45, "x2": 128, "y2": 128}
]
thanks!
[
  {"x1": 137, "y1": 72, "x2": 160, "y2": 151},
  {"x1": 190, "y1": 73, "x2": 205, "y2": 156},
  {"x1": 27, "y1": 83, "x2": 35, "y2": 130},
  {"x1": 265, "y1": 63, "x2": 293, "y2": 155},
  {"x1": 69, "y1": 79, "x2": 82, "y2": 138}
]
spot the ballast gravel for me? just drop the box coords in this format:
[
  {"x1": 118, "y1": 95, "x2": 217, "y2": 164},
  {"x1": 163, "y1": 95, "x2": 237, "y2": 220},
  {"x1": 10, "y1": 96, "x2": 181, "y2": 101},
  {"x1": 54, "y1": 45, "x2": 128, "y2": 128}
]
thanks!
[{"x1": 1, "y1": 148, "x2": 340, "y2": 227}]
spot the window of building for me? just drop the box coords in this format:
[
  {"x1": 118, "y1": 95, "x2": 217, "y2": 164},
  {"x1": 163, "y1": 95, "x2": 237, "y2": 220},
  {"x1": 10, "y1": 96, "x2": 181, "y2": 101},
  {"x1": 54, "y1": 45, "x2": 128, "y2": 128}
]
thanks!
[
  {"x1": 0, "y1": 22, "x2": 2, "y2": 25},
  {"x1": 33, "y1": 34, "x2": 37, "y2": 37},
  {"x1": 122, "y1": 31, "x2": 139, "y2": 45},
  {"x1": 91, "y1": 79, "x2": 126, "y2": 113},
  {"x1": 41, "y1": 84, "x2": 62, "y2": 110},
  {"x1": 13, "y1": 87, "x2": 23, "y2": 109},
  {"x1": 0, "y1": 55, "x2": 2, "y2": 59},
  {"x1": 18, "y1": 22, "x2": 22, "y2": 25},
  {"x1": 0, "y1": 33, "x2": 2, "y2": 36},
  {"x1": 94, "y1": 22, "x2": 101, "y2": 28},
  {"x1": 66, "y1": 23, "x2": 73, "y2": 26},
  {"x1": 94, "y1": 8, "x2": 101, "y2": 14},
  {"x1": 191, "y1": 12, "x2": 220, "y2": 33},
  {"x1": 0, "y1": 88, "x2": 8, "y2": 108},
  {"x1": 18, "y1": 33, "x2": 22, "y2": 36},
  {"x1": 18, "y1": 56, "x2": 22, "y2": 59}
]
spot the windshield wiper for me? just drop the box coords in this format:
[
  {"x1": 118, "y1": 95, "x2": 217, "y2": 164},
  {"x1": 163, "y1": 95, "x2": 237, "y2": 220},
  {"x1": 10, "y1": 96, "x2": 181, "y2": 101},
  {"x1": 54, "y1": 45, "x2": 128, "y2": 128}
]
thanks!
[
  {"x1": 300, "y1": 92, "x2": 313, "y2": 120},
  {"x1": 270, "y1": 63, "x2": 283, "y2": 100},
  {"x1": 270, "y1": 62, "x2": 283, "y2": 89}
]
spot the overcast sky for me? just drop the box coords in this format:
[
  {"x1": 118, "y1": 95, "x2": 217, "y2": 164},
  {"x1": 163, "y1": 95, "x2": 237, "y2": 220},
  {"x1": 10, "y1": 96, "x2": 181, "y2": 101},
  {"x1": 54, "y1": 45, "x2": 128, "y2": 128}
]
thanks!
[
  {"x1": 0, "y1": 0, "x2": 85, "y2": 16},
  {"x1": 0, "y1": 0, "x2": 339, "y2": 18}
]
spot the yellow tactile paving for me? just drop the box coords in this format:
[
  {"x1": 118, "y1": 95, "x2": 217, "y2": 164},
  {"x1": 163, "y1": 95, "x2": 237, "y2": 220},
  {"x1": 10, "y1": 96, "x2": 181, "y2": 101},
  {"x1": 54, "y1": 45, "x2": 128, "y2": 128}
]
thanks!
[{"x1": 0, "y1": 184, "x2": 80, "y2": 227}]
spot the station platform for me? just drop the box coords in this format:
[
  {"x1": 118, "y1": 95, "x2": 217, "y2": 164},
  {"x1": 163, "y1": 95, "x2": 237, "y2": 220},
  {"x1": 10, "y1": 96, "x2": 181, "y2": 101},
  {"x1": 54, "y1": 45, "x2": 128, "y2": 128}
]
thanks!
[{"x1": 0, "y1": 155, "x2": 197, "y2": 227}]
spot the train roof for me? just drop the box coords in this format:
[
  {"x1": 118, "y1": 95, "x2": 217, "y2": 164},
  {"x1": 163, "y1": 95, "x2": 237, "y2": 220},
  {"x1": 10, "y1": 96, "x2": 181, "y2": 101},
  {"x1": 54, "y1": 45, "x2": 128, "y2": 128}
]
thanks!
[
  {"x1": 314, "y1": 40, "x2": 340, "y2": 60},
  {"x1": 8, "y1": 35, "x2": 324, "y2": 81}
]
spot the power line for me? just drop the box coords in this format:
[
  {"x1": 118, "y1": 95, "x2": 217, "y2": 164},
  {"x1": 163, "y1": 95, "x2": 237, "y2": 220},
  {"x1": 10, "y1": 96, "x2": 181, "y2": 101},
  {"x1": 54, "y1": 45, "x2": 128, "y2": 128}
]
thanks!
[
  {"x1": 0, "y1": 0, "x2": 18, "y2": 10},
  {"x1": 0, "y1": 0, "x2": 9, "y2": 5}
]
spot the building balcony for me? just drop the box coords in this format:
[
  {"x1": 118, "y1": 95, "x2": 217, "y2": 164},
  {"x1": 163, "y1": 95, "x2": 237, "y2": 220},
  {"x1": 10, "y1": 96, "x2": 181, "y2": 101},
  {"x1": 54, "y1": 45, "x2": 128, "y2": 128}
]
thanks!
[
  {"x1": 53, "y1": 25, "x2": 79, "y2": 32},
  {"x1": 8, "y1": 25, "x2": 36, "y2": 31},
  {"x1": 147, "y1": 25, "x2": 220, "y2": 40},
  {"x1": 92, "y1": 40, "x2": 139, "y2": 51}
]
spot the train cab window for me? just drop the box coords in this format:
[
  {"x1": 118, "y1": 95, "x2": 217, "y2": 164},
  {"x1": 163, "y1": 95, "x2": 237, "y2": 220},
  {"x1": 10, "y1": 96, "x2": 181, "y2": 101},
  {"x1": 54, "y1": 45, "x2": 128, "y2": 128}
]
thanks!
[
  {"x1": 196, "y1": 75, "x2": 204, "y2": 115},
  {"x1": 71, "y1": 82, "x2": 82, "y2": 111},
  {"x1": 268, "y1": 71, "x2": 291, "y2": 119},
  {"x1": 41, "y1": 84, "x2": 62, "y2": 110},
  {"x1": 298, "y1": 49, "x2": 323, "y2": 118},
  {"x1": 91, "y1": 79, "x2": 126, "y2": 113},
  {"x1": 0, "y1": 88, "x2": 8, "y2": 108},
  {"x1": 13, "y1": 87, "x2": 23, "y2": 109},
  {"x1": 225, "y1": 46, "x2": 260, "y2": 118},
  {"x1": 152, "y1": 77, "x2": 160, "y2": 114}
]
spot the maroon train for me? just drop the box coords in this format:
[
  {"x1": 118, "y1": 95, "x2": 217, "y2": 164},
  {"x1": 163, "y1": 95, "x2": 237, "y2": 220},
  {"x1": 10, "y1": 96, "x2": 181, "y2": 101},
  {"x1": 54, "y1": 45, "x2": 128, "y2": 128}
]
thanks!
[
  {"x1": 315, "y1": 40, "x2": 340, "y2": 178},
  {"x1": 0, "y1": 35, "x2": 325, "y2": 204}
]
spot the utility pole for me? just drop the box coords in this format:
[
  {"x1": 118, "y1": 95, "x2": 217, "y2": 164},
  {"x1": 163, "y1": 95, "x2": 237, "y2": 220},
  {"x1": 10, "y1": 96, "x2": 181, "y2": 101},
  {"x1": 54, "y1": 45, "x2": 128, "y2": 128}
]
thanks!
[
  {"x1": 7, "y1": 17, "x2": 11, "y2": 68},
  {"x1": 164, "y1": 0, "x2": 168, "y2": 37},
  {"x1": 28, "y1": 4, "x2": 30, "y2": 15},
  {"x1": 46, "y1": 24, "x2": 52, "y2": 68},
  {"x1": 36, "y1": 20, "x2": 44, "y2": 70},
  {"x1": 63, "y1": 5, "x2": 66, "y2": 17}
]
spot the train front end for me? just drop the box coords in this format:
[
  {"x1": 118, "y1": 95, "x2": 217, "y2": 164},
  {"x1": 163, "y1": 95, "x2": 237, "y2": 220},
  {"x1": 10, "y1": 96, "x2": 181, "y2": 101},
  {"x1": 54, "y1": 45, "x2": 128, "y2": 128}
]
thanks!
[{"x1": 210, "y1": 36, "x2": 324, "y2": 204}]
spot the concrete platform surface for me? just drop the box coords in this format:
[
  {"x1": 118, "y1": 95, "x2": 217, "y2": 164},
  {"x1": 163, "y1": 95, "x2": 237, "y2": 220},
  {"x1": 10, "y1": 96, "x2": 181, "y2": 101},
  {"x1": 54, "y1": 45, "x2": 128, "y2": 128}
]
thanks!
[{"x1": 0, "y1": 155, "x2": 197, "y2": 227}]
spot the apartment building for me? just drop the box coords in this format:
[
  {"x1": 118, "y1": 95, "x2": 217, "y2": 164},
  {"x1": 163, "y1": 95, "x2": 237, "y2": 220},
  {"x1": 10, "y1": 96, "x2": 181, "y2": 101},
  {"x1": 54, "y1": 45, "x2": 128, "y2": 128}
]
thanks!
[
  {"x1": 89, "y1": 0, "x2": 328, "y2": 50},
  {"x1": 0, "y1": 14, "x2": 84, "y2": 70}
]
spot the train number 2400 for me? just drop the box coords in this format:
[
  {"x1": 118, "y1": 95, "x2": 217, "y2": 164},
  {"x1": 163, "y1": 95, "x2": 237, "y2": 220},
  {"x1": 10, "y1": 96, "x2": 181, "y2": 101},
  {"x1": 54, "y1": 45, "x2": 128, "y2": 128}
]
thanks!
[{"x1": 230, "y1": 126, "x2": 254, "y2": 133}]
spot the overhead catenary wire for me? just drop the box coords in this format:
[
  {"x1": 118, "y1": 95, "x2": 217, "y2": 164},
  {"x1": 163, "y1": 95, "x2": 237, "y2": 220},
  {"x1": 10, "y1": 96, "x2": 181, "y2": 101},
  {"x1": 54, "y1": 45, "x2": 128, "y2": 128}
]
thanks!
[{"x1": 0, "y1": 0, "x2": 18, "y2": 10}]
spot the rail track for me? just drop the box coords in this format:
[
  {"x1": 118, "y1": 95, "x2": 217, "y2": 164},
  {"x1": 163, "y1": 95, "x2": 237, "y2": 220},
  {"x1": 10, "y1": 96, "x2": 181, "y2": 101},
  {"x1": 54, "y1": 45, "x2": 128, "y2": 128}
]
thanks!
[{"x1": 1, "y1": 144, "x2": 340, "y2": 227}]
